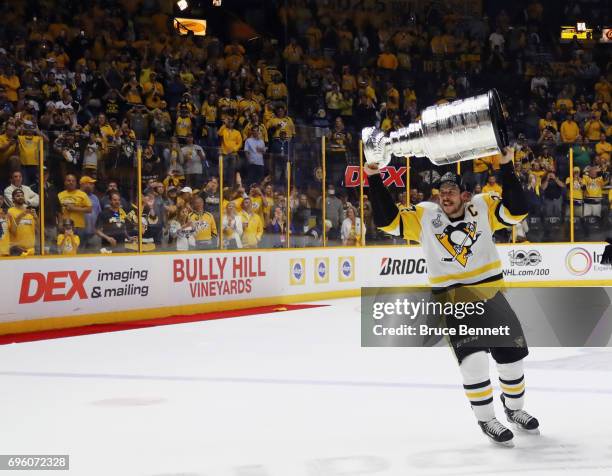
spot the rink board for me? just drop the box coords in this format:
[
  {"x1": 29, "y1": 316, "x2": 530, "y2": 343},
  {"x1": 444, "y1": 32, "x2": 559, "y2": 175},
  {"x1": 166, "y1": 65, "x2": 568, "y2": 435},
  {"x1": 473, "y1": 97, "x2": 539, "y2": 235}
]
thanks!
[{"x1": 0, "y1": 243, "x2": 610, "y2": 334}]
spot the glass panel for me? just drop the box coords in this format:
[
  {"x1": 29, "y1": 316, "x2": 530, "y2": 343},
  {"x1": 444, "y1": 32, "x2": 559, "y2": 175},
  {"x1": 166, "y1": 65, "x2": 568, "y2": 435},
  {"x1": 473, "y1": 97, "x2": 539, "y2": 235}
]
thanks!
[
  {"x1": 287, "y1": 126, "x2": 320, "y2": 248},
  {"x1": 569, "y1": 140, "x2": 609, "y2": 242},
  {"x1": 151, "y1": 139, "x2": 220, "y2": 252},
  {"x1": 2, "y1": 130, "x2": 43, "y2": 257},
  {"x1": 514, "y1": 141, "x2": 570, "y2": 243}
]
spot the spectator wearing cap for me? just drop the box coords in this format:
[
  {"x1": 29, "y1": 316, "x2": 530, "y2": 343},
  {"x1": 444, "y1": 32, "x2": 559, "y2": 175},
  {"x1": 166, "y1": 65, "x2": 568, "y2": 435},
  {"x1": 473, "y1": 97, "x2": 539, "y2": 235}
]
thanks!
[
  {"x1": 177, "y1": 186, "x2": 193, "y2": 209},
  {"x1": 4, "y1": 170, "x2": 39, "y2": 208},
  {"x1": 79, "y1": 175, "x2": 101, "y2": 252},
  {"x1": 58, "y1": 174, "x2": 92, "y2": 241},
  {"x1": 180, "y1": 136, "x2": 207, "y2": 189},
  {"x1": 7, "y1": 188, "x2": 38, "y2": 256},
  {"x1": 56, "y1": 218, "x2": 79, "y2": 255}
]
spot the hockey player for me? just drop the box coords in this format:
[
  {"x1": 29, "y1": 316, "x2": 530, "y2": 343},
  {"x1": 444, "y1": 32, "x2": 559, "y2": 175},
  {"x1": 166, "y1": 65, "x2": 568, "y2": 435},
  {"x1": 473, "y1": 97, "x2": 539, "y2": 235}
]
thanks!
[{"x1": 364, "y1": 147, "x2": 539, "y2": 446}]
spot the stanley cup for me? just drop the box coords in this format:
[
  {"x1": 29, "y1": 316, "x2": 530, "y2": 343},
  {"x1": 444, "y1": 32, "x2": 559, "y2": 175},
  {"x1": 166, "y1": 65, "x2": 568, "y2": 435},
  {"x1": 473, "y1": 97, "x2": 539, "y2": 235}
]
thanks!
[{"x1": 362, "y1": 89, "x2": 509, "y2": 168}]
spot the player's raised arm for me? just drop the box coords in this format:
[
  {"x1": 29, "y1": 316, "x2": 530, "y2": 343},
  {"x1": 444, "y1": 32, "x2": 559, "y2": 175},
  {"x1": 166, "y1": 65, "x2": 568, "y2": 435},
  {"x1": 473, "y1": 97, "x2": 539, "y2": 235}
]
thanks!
[{"x1": 363, "y1": 163, "x2": 400, "y2": 231}]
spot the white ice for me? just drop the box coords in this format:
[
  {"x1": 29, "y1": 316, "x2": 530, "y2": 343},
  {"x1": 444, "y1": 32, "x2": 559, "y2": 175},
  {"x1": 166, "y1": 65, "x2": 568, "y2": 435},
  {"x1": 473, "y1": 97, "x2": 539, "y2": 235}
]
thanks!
[{"x1": 0, "y1": 297, "x2": 611, "y2": 476}]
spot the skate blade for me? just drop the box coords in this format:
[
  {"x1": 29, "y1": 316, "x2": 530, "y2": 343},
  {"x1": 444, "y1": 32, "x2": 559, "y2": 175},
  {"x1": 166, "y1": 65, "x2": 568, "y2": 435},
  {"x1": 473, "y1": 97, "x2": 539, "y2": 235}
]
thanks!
[
  {"x1": 512, "y1": 424, "x2": 540, "y2": 435},
  {"x1": 487, "y1": 437, "x2": 515, "y2": 447}
]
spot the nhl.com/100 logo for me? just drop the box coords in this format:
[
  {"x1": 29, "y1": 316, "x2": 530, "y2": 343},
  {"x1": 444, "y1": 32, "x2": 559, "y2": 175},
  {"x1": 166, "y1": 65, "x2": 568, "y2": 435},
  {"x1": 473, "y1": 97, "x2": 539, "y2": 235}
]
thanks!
[{"x1": 508, "y1": 250, "x2": 542, "y2": 267}]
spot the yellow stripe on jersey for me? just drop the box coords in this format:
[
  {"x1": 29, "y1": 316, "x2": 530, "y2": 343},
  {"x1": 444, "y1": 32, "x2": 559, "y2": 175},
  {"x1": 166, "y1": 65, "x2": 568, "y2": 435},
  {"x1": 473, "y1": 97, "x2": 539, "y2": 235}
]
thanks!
[{"x1": 429, "y1": 260, "x2": 502, "y2": 285}]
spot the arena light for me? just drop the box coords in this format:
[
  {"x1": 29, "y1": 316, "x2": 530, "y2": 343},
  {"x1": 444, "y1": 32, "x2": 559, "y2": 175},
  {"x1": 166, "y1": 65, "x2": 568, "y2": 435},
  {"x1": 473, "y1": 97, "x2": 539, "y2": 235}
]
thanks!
[
  {"x1": 177, "y1": 0, "x2": 188, "y2": 11},
  {"x1": 174, "y1": 17, "x2": 207, "y2": 36}
]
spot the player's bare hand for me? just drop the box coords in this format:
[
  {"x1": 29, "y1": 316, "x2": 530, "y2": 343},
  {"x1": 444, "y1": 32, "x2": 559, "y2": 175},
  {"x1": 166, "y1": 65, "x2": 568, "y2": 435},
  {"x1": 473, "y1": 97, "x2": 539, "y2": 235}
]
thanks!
[
  {"x1": 363, "y1": 163, "x2": 381, "y2": 176},
  {"x1": 500, "y1": 146, "x2": 515, "y2": 164}
]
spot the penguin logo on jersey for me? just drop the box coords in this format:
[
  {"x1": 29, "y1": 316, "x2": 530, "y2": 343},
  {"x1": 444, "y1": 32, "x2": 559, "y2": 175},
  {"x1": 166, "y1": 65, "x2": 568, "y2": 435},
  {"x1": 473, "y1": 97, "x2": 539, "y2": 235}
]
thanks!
[{"x1": 435, "y1": 222, "x2": 481, "y2": 267}]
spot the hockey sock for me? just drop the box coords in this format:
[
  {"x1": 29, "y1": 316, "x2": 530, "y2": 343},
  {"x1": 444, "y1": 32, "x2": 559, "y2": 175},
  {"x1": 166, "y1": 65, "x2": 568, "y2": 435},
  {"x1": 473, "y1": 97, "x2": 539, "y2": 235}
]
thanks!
[
  {"x1": 460, "y1": 351, "x2": 494, "y2": 422},
  {"x1": 497, "y1": 360, "x2": 525, "y2": 411}
]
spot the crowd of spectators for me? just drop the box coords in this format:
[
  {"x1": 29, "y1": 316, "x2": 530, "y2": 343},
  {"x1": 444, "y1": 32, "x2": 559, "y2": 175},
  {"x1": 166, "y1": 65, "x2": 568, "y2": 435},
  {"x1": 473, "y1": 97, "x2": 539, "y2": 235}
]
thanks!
[{"x1": 0, "y1": 0, "x2": 611, "y2": 256}]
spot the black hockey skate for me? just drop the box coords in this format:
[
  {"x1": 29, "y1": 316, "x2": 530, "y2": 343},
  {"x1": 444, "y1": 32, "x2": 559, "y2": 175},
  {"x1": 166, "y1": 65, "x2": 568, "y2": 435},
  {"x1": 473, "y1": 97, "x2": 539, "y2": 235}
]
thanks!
[
  {"x1": 501, "y1": 395, "x2": 540, "y2": 434},
  {"x1": 478, "y1": 418, "x2": 514, "y2": 447}
]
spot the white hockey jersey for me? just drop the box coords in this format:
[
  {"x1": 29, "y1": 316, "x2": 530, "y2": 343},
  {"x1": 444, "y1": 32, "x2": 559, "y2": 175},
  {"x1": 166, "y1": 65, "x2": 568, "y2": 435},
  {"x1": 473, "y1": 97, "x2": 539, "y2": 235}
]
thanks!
[{"x1": 380, "y1": 194, "x2": 526, "y2": 289}]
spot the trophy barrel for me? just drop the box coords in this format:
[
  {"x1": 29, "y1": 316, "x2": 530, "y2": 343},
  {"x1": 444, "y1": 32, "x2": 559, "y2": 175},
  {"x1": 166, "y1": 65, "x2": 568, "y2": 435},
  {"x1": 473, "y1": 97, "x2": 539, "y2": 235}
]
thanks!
[{"x1": 419, "y1": 89, "x2": 509, "y2": 166}]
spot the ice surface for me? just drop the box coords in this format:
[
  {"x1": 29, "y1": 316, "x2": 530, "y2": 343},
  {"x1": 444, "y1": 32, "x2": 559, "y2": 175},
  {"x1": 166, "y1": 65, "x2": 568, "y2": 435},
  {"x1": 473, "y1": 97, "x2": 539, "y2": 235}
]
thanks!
[{"x1": 0, "y1": 298, "x2": 610, "y2": 476}]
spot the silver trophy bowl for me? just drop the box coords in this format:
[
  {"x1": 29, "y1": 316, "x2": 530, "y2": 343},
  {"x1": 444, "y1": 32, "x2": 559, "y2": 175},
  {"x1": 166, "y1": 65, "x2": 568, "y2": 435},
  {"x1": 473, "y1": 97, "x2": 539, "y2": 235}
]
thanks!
[{"x1": 362, "y1": 89, "x2": 509, "y2": 168}]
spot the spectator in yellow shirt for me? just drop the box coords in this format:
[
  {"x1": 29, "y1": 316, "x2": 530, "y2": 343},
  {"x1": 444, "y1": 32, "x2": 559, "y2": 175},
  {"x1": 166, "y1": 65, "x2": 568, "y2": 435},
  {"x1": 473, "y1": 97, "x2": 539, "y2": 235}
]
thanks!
[
  {"x1": 240, "y1": 197, "x2": 263, "y2": 248},
  {"x1": 142, "y1": 72, "x2": 165, "y2": 110},
  {"x1": 56, "y1": 219, "x2": 80, "y2": 255},
  {"x1": 18, "y1": 123, "x2": 46, "y2": 184},
  {"x1": 595, "y1": 133, "x2": 612, "y2": 161},
  {"x1": 175, "y1": 106, "x2": 193, "y2": 138},
  {"x1": 583, "y1": 112, "x2": 605, "y2": 142},
  {"x1": 266, "y1": 106, "x2": 295, "y2": 139},
  {"x1": 581, "y1": 166, "x2": 606, "y2": 218},
  {"x1": 560, "y1": 115, "x2": 580, "y2": 143},
  {"x1": 266, "y1": 74, "x2": 288, "y2": 102},
  {"x1": 58, "y1": 174, "x2": 93, "y2": 241},
  {"x1": 538, "y1": 111, "x2": 558, "y2": 132},
  {"x1": 219, "y1": 119, "x2": 243, "y2": 186},
  {"x1": 340, "y1": 66, "x2": 357, "y2": 95},
  {"x1": 0, "y1": 65, "x2": 20, "y2": 102},
  {"x1": 566, "y1": 167, "x2": 584, "y2": 217},
  {"x1": 385, "y1": 82, "x2": 400, "y2": 111},
  {"x1": 0, "y1": 123, "x2": 18, "y2": 171},
  {"x1": 482, "y1": 175, "x2": 502, "y2": 195}
]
